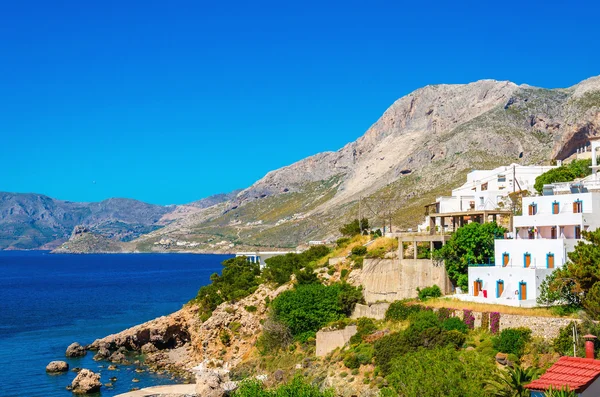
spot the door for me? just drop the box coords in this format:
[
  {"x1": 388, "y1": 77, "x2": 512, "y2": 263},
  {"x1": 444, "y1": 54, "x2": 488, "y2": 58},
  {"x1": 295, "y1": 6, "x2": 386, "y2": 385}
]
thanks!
[
  {"x1": 524, "y1": 254, "x2": 531, "y2": 268},
  {"x1": 503, "y1": 253, "x2": 509, "y2": 267},
  {"x1": 497, "y1": 281, "x2": 504, "y2": 298},
  {"x1": 547, "y1": 254, "x2": 555, "y2": 269},
  {"x1": 474, "y1": 280, "x2": 482, "y2": 296},
  {"x1": 575, "y1": 226, "x2": 581, "y2": 239},
  {"x1": 551, "y1": 227, "x2": 557, "y2": 240},
  {"x1": 552, "y1": 202, "x2": 559, "y2": 214},
  {"x1": 519, "y1": 283, "x2": 527, "y2": 300}
]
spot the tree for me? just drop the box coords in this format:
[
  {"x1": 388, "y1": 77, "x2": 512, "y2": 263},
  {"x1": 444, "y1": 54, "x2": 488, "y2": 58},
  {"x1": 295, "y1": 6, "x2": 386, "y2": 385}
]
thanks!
[
  {"x1": 484, "y1": 365, "x2": 541, "y2": 397},
  {"x1": 534, "y1": 159, "x2": 591, "y2": 194},
  {"x1": 339, "y1": 218, "x2": 369, "y2": 236},
  {"x1": 433, "y1": 222, "x2": 506, "y2": 290},
  {"x1": 537, "y1": 229, "x2": 600, "y2": 316}
]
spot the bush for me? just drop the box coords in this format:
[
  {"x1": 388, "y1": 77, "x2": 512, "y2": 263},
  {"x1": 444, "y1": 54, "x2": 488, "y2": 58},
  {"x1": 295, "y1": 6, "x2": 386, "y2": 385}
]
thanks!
[
  {"x1": 445, "y1": 330, "x2": 467, "y2": 348},
  {"x1": 233, "y1": 376, "x2": 334, "y2": 397},
  {"x1": 295, "y1": 269, "x2": 319, "y2": 285},
  {"x1": 340, "y1": 218, "x2": 369, "y2": 236},
  {"x1": 336, "y1": 237, "x2": 351, "y2": 248},
  {"x1": 263, "y1": 246, "x2": 331, "y2": 286},
  {"x1": 244, "y1": 305, "x2": 257, "y2": 313},
  {"x1": 256, "y1": 319, "x2": 292, "y2": 354},
  {"x1": 442, "y1": 317, "x2": 468, "y2": 334},
  {"x1": 341, "y1": 268, "x2": 349, "y2": 279},
  {"x1": 271, "y1": 283, "x2": 363, "y2": 341},
  {"x1": 374, "y1": 332, "x2": 410, "y2": 375},
  {"x1": 351, "y1": 246, "x2": 368, "y2": 256},
  {"x1": 350, "y1": 317, "x2": 378, "y2": 344},
  {"x1": 220, "y1": 330, "x2": 231, "y2": 346},
  {"x1": 385, "y1": 300, "x2": 422, "y2": 321},
  {"x1": 492, "y1": 327, "x2": 532, "y2": 357},
  {"x1": 344, "y1": 353, "x2": 360, "y2": 369},
  {"x1": 417, "y1": 285, "x2": 442, "y2": 301},
  {"x1": 436, "y1": 307, "x2": 454, "y2": 322}
]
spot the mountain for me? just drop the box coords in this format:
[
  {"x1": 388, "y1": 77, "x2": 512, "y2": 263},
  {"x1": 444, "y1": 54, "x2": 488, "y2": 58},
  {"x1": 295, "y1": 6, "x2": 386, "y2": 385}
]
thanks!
[
  {"x1": 130, "y1": 76, "x2": 600, "y2": 252},
  {"x1": 0, "y1": 193, "x2": 174, "y2": 250}
]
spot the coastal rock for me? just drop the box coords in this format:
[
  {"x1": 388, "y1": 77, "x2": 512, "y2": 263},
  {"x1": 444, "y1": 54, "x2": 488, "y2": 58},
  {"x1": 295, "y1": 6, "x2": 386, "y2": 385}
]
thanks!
[
  {"x1": 194, "y1": 371, "x2": 225, "y2": 397},
  {"x1": 141, "y1": 343, "x2": 158, "y2": 354},
  {"x1": 46, "y1": 361, "x2": 69, "y2": 373},
  {"x1": 70, "y1": 369, "x2": 102, "y2": 394},
  {"x1": 93, "y1": 347, "x2": 110, "y2": 361},
  {"x1": 109, "y1": 351, "x2": 129, "y2": 364},
  {"x1": 66, "y1": 342, "x2": 86, "y2": 358}
]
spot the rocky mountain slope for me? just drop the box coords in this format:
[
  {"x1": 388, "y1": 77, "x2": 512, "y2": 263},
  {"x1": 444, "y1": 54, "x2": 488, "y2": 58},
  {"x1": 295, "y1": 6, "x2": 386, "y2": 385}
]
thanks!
[{"x1": 130, "y1": 76, "x2": 600, "y2": 251}]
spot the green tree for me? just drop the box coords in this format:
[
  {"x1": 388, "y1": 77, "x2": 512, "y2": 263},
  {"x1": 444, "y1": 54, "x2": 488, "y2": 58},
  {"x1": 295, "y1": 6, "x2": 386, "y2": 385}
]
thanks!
[
  {"x1": 484, "y1": 365, "x2": 541, "y2": 397},
  {"x1": 385, "y1": 347, "x2": 495, "y2": 397},
  {"x1": 534, "y1": 159, "x2": 592, "y2": 194},
  {"x1": 263, "y1": 246, "x2": 331, "y2": 286},
  {"x1": 233, "y1": 375, "x2": 334, "y2": 397},
  {"x1": 433, "y1": 222, "x2": 506, "y2": 290},
  {"x1": 193, "y1": 256, "x2": 261, "y2": 313},
  {"x1": 340, "y1": 218, "x2": 370, "y2": 236},
  {"x1": 271, "y1": 283, "x2": 363, "y2": 341}
]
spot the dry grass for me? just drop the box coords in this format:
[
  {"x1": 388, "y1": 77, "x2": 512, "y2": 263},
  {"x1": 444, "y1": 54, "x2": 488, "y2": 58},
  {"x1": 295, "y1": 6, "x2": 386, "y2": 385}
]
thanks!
[
  {"x1": 424, "y1": 297, "x2": 576, "y2": 318},
  {"x1": 366, "y1": 237, "x2": 398, "y2": 254},
  {"x1": 317, "y1": 235, "x2": 370, "y2": 266}
]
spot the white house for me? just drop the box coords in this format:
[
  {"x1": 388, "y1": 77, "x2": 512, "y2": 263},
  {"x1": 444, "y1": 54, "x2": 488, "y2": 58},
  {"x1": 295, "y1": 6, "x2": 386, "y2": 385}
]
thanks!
[
  {"x1": 466, "y1": 189, "x2": 600, "y2": 307},
  {"x1": 419, "y1": 164, "x2": 556, "y2": 232}
]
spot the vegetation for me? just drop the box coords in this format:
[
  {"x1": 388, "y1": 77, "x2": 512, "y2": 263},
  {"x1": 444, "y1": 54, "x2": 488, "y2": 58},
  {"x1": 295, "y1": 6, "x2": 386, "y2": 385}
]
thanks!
[
  {"x1": 192, "y1": 256, "x2": 261, "y2": 314},
  {"x1": 233, "y1": 376, "x2": 334, "y2": 397},
  {"x1": 271, "y1": 283, "x2": 363, "y2": 342},
  {"x1": 433, "y1": 222, "x2": 506, "y2": 290},
  {"x1": 484, "y1": 365, "x2": 541, "y2": 397},
  {"x1": 262, "y1": 245, "x2": 330, "y2": 286},
  {"x1": 538, "y1": 229, "x2": 600, "y2": 317},
  {"x1": 492, "y1": 328, "x2": 532, "y2": 357},
  {"x1": 339, "y1": 218, "x2": 370, "y2": 236},
  {"x1": 385, "y1": 300, "x2": 423, "y2": 321},
  {"x1": 417, "y1": 285, "x2": 442, "y2": 301},
  {"x1": 533, "y1": 159, "x2": 591, "y2": 194}
]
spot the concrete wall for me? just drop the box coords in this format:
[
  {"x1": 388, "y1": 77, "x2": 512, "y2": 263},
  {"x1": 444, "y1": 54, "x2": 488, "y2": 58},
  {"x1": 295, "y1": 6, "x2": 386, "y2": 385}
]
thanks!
[
  {"x1": 359, "y1": 258, "x2": 452, "y2": 304},
  {"x1": 315, "y1": 325, "x2": 357, "y2": 357},
  {"x1": 351, "y1": 303, "x2": 390, "y2": 320}
]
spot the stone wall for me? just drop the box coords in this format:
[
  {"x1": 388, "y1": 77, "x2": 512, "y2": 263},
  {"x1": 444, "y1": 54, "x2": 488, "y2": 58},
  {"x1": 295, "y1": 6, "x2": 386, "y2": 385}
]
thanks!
[
  {"x1": 315, "y1": 326, "x2": 357, "y2": 357},
  {"x1": 351, "y1": 303, "x2": 390, "y2": 320},
  {"x1": 358, "y1": 258, "x2": 452, "y2": 304}
]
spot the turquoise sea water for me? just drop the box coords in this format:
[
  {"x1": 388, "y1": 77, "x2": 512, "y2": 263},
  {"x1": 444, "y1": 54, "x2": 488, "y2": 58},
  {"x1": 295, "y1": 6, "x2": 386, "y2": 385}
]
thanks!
[{"x1": 0, "y1": 251, "x2": 230, "y2": 397}]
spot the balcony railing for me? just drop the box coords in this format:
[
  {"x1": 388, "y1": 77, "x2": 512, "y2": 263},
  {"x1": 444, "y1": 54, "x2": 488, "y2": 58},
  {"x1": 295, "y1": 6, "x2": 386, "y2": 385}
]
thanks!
[{"x1": 468, "y1": 258, "x2": 495, "y2": 267}]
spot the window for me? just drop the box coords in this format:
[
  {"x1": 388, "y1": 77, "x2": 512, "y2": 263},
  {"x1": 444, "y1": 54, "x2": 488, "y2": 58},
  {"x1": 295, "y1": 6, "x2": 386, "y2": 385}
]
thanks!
[
  {"x1": 498, "y1": 175, "x2": 506, "y2": 183},
  {"x1": 547, "y1": 253, "x2": 555, "y2": 269},
  {"x1": 519, "y1": 282, "x2": 527, "y2": 300},
  {"x1": 552, "y1": 201, "x2": 560, "y2": 214},
  {"x1": 481, "y1": 182, "x2": 488, "y2": 191},
  {"x1": 575, "y1": 225, "x2": 581, "y2": 239},
  {"x1": 524, "y1": 253, "x2": 531, "y2": 268},
  {"x1": 497, "y1": 280, "x2": 504, "y2": 298},
  {"x1": 573, "y1": 200, "x2": 583, "y2": 213},
  {"x1": 502, "y1": 253, "x2": 510, "y2": 267},
  {"x1": 528, "y1": 203, "x2": 537, "y2": 215}
]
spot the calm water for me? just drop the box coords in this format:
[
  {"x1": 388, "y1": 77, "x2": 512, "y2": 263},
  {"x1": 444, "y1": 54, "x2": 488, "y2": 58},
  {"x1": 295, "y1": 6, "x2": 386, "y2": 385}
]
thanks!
[{"x1": 0, "y1": 251, "x2": 230, "y2": 397}]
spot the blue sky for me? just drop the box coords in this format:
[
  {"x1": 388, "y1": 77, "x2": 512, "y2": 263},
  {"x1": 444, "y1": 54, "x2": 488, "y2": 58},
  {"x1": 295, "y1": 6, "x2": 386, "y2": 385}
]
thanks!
[{"x1": 1, "y1": 0, "x2": 599, "y2": 205}]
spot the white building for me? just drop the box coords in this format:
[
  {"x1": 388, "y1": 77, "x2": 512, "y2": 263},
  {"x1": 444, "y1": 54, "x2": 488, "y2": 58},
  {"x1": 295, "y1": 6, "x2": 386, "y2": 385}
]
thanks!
[
  {"x1": 420, "y1": 164, "x2": 556, "y2": 232},
  {"x1": 466, "y1": 189, "x2": 600, "y2": 307}
]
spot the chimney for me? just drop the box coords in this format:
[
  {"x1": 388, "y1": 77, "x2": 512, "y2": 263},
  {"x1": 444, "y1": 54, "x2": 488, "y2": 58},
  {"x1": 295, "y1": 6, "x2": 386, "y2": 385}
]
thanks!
[{"x1": 584, "y1": 334, "x2": 597, "y2": 359}]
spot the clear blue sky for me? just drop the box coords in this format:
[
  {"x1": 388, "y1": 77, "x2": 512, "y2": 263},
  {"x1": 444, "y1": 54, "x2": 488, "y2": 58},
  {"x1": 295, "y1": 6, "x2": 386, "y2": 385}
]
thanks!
[{"x1": 2, "y1": 0, "x2": 599, "y2": 205}]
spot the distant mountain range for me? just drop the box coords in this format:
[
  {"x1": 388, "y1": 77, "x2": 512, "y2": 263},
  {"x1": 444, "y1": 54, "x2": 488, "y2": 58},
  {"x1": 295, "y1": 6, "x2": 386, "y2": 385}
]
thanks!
[{"x1": 4, "y1": 75, "x2": 600, "y2": 252}]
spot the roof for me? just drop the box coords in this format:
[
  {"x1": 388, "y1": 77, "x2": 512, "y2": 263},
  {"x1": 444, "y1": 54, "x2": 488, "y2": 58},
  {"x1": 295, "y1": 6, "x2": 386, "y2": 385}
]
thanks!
[{"x1": 526, "y1": 356, "x2": 600, "y2": 392}]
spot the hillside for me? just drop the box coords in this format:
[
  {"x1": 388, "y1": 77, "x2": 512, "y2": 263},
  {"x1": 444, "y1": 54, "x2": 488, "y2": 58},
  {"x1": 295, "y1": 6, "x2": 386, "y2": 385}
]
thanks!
[{"x1": 130, "y1": 76, "x2": 600, "y2": 251}]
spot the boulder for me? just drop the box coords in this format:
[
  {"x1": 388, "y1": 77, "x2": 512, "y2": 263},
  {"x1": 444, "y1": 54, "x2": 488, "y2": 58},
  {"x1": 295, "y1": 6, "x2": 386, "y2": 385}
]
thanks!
[
  {"x1": 141, "y1": 343, "x2": 158, "y2": 354},
  {"x1": 70, "y1": 369, "x2": 102, "y2": 394},
  {"x1": 93, "y1": 347, "x2": 110, "y2": 361},
  {"x1": 195, "y1": 371, "x2": 225, "y2": 397},
  {"x1": 66, "y1": 342, "x2": 86, "y2": 358},
  {"x1": 46, "y1": 361, "x2": 69, "y2": 373},
  {"x1": 109, "y1": 351, "x2": 129, "y2": 364},
  {"x1": 273, "y1": 369, "x2": 285, "y2": 383}
]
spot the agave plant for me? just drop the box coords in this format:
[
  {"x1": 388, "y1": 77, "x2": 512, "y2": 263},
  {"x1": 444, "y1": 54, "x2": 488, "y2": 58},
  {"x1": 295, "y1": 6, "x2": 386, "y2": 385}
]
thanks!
[
  {"x1": 484, "y1": 365, "x2": 542, "y2": 397},
  {"x1": 544, "y1": 386, "x2": 577, "y2": 397}
]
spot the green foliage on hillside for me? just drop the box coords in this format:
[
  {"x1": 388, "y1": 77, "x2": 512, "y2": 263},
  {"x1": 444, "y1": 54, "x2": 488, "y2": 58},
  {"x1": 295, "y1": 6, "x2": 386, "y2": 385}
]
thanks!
[
  {"x1": 192, "y1": 256, "x2": 261, "y2": 314},
  {"x1": 492, "y1": 328, "x2": 532, "y2": 357},
  {"x1": 339, "y1": 218, "x2": 370, "y2": 236},
  {"x1": 233, "y1": 376, "x2": 334, "y2": 397},
  {"x1": 433, "y1": 222, "x2": 506, "y2": 290},
  {"x1": 271, "y1": 283, "x2": 364, "y2": 342},
  {"x1": 263, "y1": 245, "x2": 330, "y2": 286},
  {"x1": 538, "y1": 229, "x2": 600, "y2": 316},
  {"x1": 533, "y1": 159, "x2": 592, "y2": 194},
  {"x1": 417, "y1": 285, "x2": 442, "y2": 301}
]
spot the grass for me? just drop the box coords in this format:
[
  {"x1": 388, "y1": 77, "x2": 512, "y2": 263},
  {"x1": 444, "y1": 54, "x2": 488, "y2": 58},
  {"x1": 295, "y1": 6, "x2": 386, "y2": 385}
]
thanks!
[{"x1": 424, "y1": 297, "x2": 577, "y2": 318}]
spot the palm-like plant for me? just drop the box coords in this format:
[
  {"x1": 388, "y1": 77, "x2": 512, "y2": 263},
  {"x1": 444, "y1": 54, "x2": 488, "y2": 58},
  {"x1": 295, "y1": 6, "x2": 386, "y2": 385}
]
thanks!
[
  {"x1": 484, "y1": 365, "x2": 542, "y2": 397},
  {"x1": 544, "y1": 386, "x2": 577, "y2": 397}
]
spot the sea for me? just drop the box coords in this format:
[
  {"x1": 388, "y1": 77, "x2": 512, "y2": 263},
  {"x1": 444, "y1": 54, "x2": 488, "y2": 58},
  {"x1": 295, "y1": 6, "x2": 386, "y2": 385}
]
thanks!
[{"x1": 0, "y1": 251, "x2": 231, "y2": 397}]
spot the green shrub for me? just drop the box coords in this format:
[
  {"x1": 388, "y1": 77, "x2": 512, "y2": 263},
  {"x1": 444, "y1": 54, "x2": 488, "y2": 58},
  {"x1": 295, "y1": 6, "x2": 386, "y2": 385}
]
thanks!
[
  {"x1": 444, "y1": 330, "x2": 467, "y2": 348},
  {"x1": 492, "y1": 327, "x2": 532, "y2": 357},
  {"x1": 341, "y1": 269, "x2": 349, "y2": 278},
  {"x1": 352, "y1": 256, "x2": 364, "y2": 268},
  {"x1": 263, "y1": 246, "x2": 331, "y2": 286},
  {"x1": 327, "y1": 268, "x2": 335, "y2": 276},
  {"x1": 442, "y1": 317, "x2": 468, "y2": 334},
  {"x1": 271, "y1": 283, "x2": 363, "y2": 342},
  {"x1": 417, "y1": 285, "x2": 442, "y2": 301},
  {"x1": 229, "y1": 321, "x2": 242, "y2": 333},
  {"x1": 295, "y1": 269, "x2": 320, "y2": 285},
  {"x1": 351, "y1": 246, "x2": 367, "y2": 256},
  {"x1": 336, "y1": 237, "x2": 351, "y2": 248},
  {"x1": 245, "y1": 305, "x2": 257, "y2": 313},
  {"x1": 374, "y1": 332, "x2": 410, "y2": 375},
  {"x1": 220, "y1": 330, "x2": 231, "y2": 346},
  {"x1": 344, "y1": 353, "x2": 360, "y2": 369},
  {"x1": 385, "y1": 300, "x2": 422, "y2": 321},
  {"x1": 233, "y1": 375, "x2": 334, "y2": 397},
  {"x1": 256, "y1": 319, "x2": 292, "y2": 354},
  {"x1": 350, "y1": 317, "x2": 377, "y2": 344}
]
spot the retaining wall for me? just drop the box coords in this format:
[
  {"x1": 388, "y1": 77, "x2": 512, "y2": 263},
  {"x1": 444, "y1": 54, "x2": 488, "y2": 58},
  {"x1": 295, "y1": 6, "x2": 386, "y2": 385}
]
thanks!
[{"x1": 315, "y1": 325, "x2": 357, "y2": 357}]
